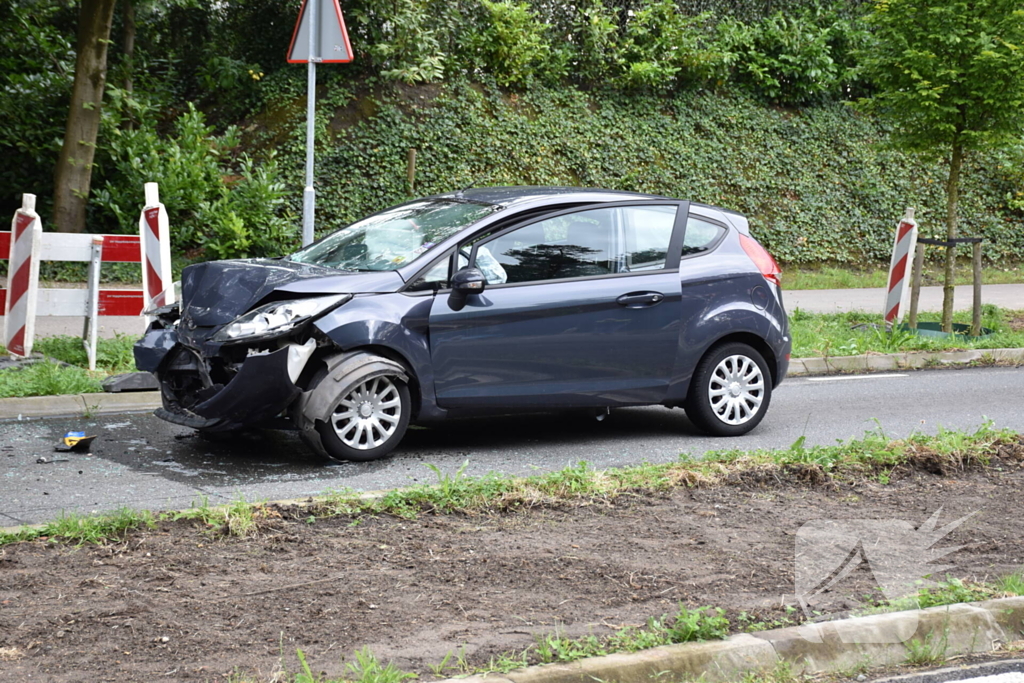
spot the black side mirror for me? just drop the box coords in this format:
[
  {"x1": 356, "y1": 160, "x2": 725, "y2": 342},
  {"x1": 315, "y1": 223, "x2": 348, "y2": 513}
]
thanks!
[
  {"x1": 451, "y1": 266, "x2": 486, "y2": 293},
  {"x1": 448, "y1": 267, "x2": 486, "y2": 310}
]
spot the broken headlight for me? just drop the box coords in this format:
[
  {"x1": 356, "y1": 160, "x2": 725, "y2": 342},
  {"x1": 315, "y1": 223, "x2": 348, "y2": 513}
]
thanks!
[
  {"x1": 212, "y1": 294, "x2": 351, "y2": 343},
  {"x1": 141, "y1": 281, "x2": 182, "y2": 318}
]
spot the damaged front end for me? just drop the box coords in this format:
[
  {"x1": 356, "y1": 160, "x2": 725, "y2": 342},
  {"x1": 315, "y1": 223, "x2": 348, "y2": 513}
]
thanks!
[{"x1": 134, "y1": 259, "x2": 350, "y2": 433}]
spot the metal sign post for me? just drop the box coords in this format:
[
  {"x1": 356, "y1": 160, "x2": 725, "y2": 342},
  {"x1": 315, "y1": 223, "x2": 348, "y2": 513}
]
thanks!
[
  {"x1": 287, "y1": 0, "x2": 354, "y2": 247},
  {"x1": 303, "y1": 2, "x2": 318, "y2": 247}
]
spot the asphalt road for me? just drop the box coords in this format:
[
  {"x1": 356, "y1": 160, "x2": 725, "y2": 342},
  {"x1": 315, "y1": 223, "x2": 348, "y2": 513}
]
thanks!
[
  {"x1": 1, "y1": 366, "x2": 1022, "y2": 526},
  {"x1": 784, "y1": 283, "x2": 1024, "y2": 314}
]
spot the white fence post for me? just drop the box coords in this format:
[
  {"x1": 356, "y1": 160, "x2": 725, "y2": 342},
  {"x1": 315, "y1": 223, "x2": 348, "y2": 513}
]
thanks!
[
  {"x1": 5, "y1": 194, "x2": 42, "y2": 358},
  {"x1": 83, "y1": 236, "x2": 103, "y2": 371}
]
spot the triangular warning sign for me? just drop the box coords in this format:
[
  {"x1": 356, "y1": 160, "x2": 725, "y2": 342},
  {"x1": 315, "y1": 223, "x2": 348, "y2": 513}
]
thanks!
[{"x1": 287, "y1": 0, "x2": 353, "y2": 64}]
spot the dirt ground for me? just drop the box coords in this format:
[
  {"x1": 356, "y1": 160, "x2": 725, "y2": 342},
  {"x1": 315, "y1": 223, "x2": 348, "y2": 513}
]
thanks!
[{"x1": 1, "y1": 446, "x2": 1023, "y2": 683}]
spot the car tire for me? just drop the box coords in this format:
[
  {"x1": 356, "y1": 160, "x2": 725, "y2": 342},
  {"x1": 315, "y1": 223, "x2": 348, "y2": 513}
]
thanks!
[
  {"x1": 684, "y1": 342, "x2": 772, "y2": 437},
  {"x1": 303, "y1": 354, "x2": 412, "y2": 462}
]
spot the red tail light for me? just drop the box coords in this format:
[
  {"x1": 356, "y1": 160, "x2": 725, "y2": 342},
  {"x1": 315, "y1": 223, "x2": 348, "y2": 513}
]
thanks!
[{"x1": 739, "y1": 234, "x2": 781, "y2": 287}]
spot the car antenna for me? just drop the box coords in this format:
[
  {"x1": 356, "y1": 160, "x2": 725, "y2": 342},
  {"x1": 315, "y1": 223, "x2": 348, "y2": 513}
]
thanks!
[{"x1": 454, "y1": 183, "x2": 475, "y2": 198}]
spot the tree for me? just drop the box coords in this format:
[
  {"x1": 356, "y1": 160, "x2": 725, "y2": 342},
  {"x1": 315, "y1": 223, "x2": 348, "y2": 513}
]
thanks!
[
  {"x1": 855, "y1": 0, "x2": 1024, "y2": 332},
  {"x1": 52, "y1": 0, "x2": 118, "y2": 233}
]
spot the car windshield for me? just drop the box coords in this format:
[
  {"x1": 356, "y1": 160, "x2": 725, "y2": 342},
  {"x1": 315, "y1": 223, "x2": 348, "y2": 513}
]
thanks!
[{"x1": 289, "y1": 200, "x2": 499, "y2": 271}]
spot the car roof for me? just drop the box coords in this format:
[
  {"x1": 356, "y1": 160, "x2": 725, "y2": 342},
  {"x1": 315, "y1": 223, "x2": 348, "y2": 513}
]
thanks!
[
  {"x1": 430, "y1": 186, "x2": 744, "y2": 218},
  {"x1": 431, "y1": 186, "x2": 667, "y2": 207}
]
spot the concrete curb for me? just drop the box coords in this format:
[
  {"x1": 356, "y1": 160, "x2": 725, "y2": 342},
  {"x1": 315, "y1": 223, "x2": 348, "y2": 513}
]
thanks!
[
  {"x1": 1, "y1": 348, "x2": 1021, "y2": 421},
  {"x1": 787, "y1": 347, "x2": 1024, "y2": 376},
  {"x1": 441, "y1": 598, "x2": 1024, "y2": 683},
  {"x1": 0, "y1": 391, "x2": 160, "y2": 420}
]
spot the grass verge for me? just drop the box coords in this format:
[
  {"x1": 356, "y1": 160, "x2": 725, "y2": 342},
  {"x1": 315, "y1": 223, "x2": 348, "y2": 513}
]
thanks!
[
  {"x1": 0, "y1": 334, "x2": 137, "y2": 398},
  {"x1": 790, "y1": 305, "x2": 1024, "y2": 358},
  {"x1": 782, "y1": 263, "x2": 1023, "y2": 290}
]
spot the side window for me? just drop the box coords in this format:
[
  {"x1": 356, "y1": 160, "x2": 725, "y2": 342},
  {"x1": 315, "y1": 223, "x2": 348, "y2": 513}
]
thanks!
[
  {"x1": 406, "y1": 253, "x2": 451, "y2": 291},
  {"x1": 476, "y1": 208, "x2": 618, "y2": 285},
  {"x1": 682, "y1": 216, "x2": 727, "y2": 257},
  {"x1": 622, "y1": 205, "x2": 677, "y2": 272}
]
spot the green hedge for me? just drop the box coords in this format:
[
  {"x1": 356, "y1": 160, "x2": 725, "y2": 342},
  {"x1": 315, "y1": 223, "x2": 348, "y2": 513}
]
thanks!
[{"x1": 259, "y1": 80, "x2": 1023, "y2": 264}]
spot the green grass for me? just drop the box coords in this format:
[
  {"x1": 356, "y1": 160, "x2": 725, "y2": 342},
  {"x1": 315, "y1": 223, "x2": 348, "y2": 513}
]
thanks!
[
  {"x1": 170, "y1": 495, "x2": 273, "y2": 538},
  {"x1": 0, "y1": 334, "x2": 137, "y2": 398},
  {"x1": 896, "y1": 573, "x2": 1024, "y2": 611},
  {"x1": 528, "y1": 605, "x2": 730, "y2": 666},
  {"x1": 0, "y1": 361, "x2": 102, "y2": 397},
  {"x1": 790, "y1": 305, "x2": 1024, "y2": 358},
  {"x1": 738, "y1": 661, "x2": 804, "y2": 683},
  {"x1": 0, "y1": 507, "x2": 155, "y2": 546},
  {"x1": 904, "y1": 631, "x2": 948, "y2": 667},
  {"x1": 428, "y1": 604, "x2": 731, "y2": 677},
  {"x1": 34, "y1": 334, "x2": 137, "y2": 373},
  {"x1": 228, "y1": 647, "x2": 418, "y2": 683},
  {"x1": 996, "y1": 571, "x2": 1024, "y2": 596},
  {"x1": 783, "y1": 262, "x2": 1024, "y2": 290}
]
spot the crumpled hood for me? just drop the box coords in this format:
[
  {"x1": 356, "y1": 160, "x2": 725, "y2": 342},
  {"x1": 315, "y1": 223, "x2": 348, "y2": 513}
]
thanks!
[{"x1": 180, "y1": 258, "x2": 404, "y2": 327}]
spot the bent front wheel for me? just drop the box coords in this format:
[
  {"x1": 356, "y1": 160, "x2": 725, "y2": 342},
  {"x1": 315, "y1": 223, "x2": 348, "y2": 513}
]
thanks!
[{"x1": 304, "y1": 355, "x2": 412, "y2": 462}]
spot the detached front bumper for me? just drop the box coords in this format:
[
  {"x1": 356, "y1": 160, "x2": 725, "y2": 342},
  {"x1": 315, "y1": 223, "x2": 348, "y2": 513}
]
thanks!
[{"x1": 134, "y1": 327, "x2": 315, "y2": 432}]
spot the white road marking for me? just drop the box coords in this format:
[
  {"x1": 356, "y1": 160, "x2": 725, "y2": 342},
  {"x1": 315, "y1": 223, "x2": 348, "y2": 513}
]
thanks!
[
  {"x1": 805, "y1": 373, "x2": 908, "y2": 382},
  {"x1": 944, "y1": 674, "x2": 1024, "y2": 683}
]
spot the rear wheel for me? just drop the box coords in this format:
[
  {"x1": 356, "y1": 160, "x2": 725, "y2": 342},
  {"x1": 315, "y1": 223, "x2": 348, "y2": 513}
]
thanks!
[
  {"x1": 685, "y1": 342, "x2": 772, "y2": 436},
  {"x1": 301, "y1": 354, "x2": 412, "y2": 462}
]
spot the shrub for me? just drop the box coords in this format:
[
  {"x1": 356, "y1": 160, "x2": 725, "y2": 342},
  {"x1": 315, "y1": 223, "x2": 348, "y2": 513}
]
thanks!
[{"x1": 93, "y1": 100, "x2": 296, "y2": 259}]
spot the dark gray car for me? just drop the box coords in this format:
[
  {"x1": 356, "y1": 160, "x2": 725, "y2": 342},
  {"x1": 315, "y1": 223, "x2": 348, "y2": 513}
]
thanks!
[{"x1": 135, "y1": 187, "x2": 790, "y2": 461}]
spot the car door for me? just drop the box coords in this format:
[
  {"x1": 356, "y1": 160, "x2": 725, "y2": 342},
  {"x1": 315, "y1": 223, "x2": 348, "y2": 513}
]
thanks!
[{"x1": 427, "y1": 202, "x2": 688, "y2": 409}]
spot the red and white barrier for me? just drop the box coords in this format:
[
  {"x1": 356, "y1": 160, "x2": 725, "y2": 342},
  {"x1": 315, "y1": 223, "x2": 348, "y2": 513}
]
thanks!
[
  {"x1": 2, "y1": 184, "x2": 175, "y2": 365},
  {"x1": 884, "y1": 207, "x2": 918, "y2": 327},
  {"x1": 4, "y1": 194, "x2": 43, "y2": 358},
  {"x1": 140, "y1": 183, "x2": 174, "y2": 309}
]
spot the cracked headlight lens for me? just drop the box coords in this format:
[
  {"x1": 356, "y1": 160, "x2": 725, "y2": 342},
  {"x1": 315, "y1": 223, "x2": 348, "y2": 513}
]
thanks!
[
  {"x1": 141, "y1": 281, "x2": 182, "y2": 317},
  {"x1": 212, "y1": 294, "x2": 351, "y2": 343}
]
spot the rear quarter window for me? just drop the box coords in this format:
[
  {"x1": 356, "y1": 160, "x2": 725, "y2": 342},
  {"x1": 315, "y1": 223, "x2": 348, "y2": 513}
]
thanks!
[{"x1": 682, "y1": 216, "x2": 727, "y2": 257}]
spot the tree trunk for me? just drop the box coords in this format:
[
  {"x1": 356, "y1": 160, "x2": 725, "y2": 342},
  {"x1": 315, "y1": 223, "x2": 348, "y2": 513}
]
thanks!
[
  {"x1": 123, "y1": 0, "x2": 135, "y2": 94},
  {"x1": 941, "y1": 143, "x2": 964, "y2": 333},
  {"x1": 52, "y1": 0, "x2": 118, "y2": 234}
]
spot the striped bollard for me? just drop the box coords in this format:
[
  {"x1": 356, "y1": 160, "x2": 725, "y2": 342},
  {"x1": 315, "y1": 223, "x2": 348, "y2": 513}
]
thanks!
[
  {"x1": 5, "y1": 194, "x2": 42, "y2": 358},
  {"x1": 884, "y1": 207, "x2": 918, "y2": 329},
  {"x1": 139, "y1": 182, "x2": 174, "y2": 311}
]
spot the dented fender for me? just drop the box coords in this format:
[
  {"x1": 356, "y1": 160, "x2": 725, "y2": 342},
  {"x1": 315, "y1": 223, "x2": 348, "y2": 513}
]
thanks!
[
  {"x1": 133, "y1": 327, "x2": 179, "y2": 373},
  {"x1": 313, "y1": 293, "x2": 446, "y2": 421}
]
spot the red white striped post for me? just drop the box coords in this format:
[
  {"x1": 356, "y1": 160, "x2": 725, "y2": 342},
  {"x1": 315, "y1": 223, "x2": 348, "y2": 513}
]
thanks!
[
  {"x1": 5, "y1": 194, "x2": 42, "y2": 358},
  {"x1": 139, "y1": 182, "x2": 174, "y2": 311},
  {"x1": 884, "y1": 207, "x2": 918, "y2": 329}
]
